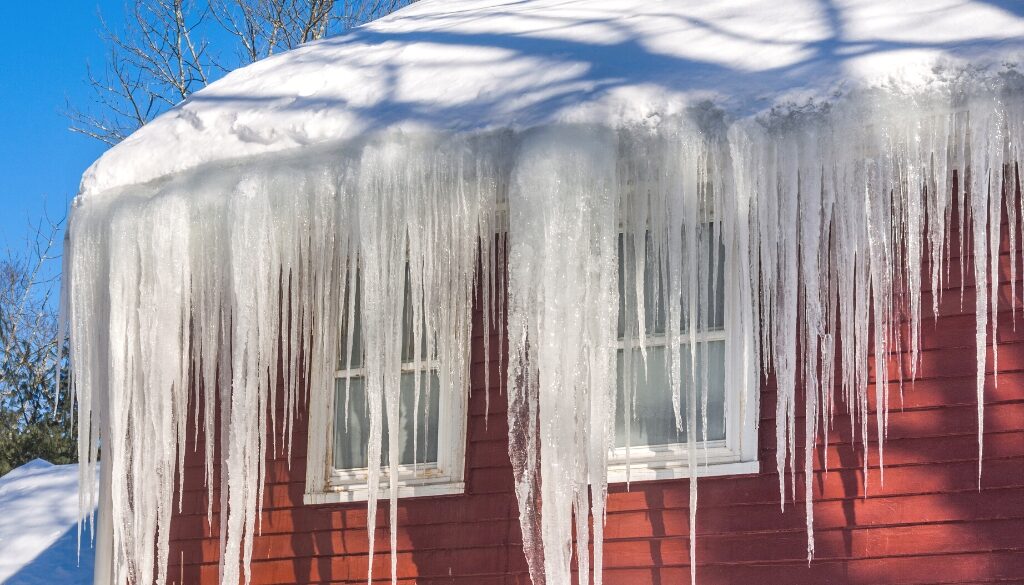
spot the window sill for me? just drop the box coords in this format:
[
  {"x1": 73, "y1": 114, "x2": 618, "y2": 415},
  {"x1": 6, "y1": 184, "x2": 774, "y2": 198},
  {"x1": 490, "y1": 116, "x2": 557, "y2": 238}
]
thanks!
[
  {"x1": 607, "y1": 458, "x2": 759, "y2": 484},
  {"x1": 304, "y1": 480, "x2": 465, "y2": 504}
]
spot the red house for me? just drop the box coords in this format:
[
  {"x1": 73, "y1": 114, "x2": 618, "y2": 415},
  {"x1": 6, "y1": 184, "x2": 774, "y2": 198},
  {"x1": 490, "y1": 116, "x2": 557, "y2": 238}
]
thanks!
[
  {"x1": 164, "y1": 223, "x2": 1024, "y2": 584},
  {"x1": 66, "y1": 0, "x2": 1024, "y2": 584}
]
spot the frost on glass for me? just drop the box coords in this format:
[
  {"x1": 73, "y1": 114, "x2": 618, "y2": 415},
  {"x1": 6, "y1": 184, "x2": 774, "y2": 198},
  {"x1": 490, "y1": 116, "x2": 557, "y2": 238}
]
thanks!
[{"x1": 64, "y1": 81, "x2": 1023, "y2": 585}]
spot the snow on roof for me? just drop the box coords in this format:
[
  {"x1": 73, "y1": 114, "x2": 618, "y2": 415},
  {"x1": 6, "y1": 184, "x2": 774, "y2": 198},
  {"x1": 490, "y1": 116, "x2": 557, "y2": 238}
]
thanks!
[
  {"x1": 80, "y1": 0, "x2": 1024, "y2": 198},
  {"x1": 0, "y1": 460, "x2": 96, "y2": 585}
]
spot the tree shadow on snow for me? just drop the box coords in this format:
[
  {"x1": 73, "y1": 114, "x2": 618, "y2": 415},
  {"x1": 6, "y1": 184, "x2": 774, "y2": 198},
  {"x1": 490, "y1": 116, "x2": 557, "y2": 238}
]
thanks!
[
  {"x1": 5, "y1": 524, "x2": 95, "y2": 585},
  {"x1": 175, "y1": 0, "x2": 1024, "y2": 150}
]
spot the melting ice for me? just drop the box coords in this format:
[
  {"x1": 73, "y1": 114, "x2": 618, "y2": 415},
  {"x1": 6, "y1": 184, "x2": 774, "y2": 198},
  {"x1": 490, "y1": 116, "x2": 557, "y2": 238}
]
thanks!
[{"x1": 64, "y1": 81, "x2": 1024, "y2": 585}]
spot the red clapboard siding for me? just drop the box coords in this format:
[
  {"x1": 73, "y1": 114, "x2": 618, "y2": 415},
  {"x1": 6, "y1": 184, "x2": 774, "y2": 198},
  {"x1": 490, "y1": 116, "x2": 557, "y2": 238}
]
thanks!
[{"x1": 168, "y1": 228, "x2": 1024, "y2": 584}]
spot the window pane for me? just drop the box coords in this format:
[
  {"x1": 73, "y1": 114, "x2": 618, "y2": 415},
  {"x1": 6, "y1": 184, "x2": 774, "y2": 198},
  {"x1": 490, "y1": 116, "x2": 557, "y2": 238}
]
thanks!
[
  {"x1": 614, "y1": 340, "x2": 726, "y2": 448},
  {"x1": 401, "y1": 273, "x2": 432, "y2": 362},
  {"x1": 340, "y1": 267, "x2": 431, "y2": 367},
  {"x1": 618, "y1": 234, "x2": 667, "y2": 336},
  {"x1": 333, "y1": 371, "x2": 441, "y2": 470},
  {"x1": 338, "y1": 272, "x2": 363, "y2": 369},
  {"x1": 617, "y1": 232, "x2": 725, "y2": 338}
]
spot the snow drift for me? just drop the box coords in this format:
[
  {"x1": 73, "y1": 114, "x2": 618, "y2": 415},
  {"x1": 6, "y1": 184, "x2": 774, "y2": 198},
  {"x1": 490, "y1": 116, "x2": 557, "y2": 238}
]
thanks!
[
  {"x1": 0, "y1": 460, "x2": 97, "y2": 584},
  {"x1": 63, "y1": 0, "x2": 1024, "y2": 584}
]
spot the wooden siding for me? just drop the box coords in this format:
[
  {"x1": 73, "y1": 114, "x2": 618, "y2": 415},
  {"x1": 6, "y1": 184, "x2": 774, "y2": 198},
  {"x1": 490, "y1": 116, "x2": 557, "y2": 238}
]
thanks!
[{"x1": 167, "y1": 228, "x2": 1024, "y2": 584}]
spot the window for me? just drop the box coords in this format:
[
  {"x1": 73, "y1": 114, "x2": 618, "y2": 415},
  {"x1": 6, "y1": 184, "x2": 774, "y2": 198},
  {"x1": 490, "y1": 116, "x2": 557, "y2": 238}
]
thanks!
[
  {"x1": 609, "y1": 231, "x2": 758, "y2": 483},
  {"x1": 305, "y1": 267, "x2": 468, "y2": 504}
]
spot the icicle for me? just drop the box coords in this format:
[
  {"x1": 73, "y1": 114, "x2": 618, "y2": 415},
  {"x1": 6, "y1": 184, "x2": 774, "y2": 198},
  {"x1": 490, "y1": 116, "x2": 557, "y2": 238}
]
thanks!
[{"x1": 506, "y1": 126, "x2": 618, "y2": 585}]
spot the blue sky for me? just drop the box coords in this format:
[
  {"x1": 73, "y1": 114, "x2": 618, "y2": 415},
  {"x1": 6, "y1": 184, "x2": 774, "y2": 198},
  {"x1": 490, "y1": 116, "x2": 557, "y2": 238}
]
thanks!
[{"x1": 0, "y1": 2, "x2": 123, "y2": 250}]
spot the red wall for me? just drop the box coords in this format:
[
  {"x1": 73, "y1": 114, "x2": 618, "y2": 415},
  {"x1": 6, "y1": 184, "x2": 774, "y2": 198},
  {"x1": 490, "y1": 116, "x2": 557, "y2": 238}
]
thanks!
[{"x1": 168, "y1": 230, "x2": 1024, "y2": 584}]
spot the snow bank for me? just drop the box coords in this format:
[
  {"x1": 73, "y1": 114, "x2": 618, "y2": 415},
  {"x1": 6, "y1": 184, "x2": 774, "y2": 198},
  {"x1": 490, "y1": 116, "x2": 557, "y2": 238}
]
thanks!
[
  {"x1": 63, "y1": 1, "x2": 1024, "y2": 585},
  {"x1": 0, "y1": 460, "x2": 97, "y2": 584}
]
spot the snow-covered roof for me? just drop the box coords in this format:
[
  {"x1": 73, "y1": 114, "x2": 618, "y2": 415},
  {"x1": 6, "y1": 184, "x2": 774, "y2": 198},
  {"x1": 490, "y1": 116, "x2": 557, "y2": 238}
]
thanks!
[
  {"x1": 80, "y1": 0, "x2": 1024, "y2": 198},
  {"x1": 63, "y1": 3, "x2": 1024, "y2": 584},
  {"x1": 0, "y1": 460, "x2": 96, "y2": 585}
]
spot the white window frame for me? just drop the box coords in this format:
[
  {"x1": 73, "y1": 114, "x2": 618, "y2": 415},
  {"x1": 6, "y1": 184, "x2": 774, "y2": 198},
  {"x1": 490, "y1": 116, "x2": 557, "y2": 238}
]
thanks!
[
  {"x1": 303, "y1": 281, "x2": 469, "y2": 505},
  {"x1": 306, "y1": 211, "x2": 756, "y2": 502},
  {"x1": 607, "y1": 233, "x2": 758, "y2": 484}
]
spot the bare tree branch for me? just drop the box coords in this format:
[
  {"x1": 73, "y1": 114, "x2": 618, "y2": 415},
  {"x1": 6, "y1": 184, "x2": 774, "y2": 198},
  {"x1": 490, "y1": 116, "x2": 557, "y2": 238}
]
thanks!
[
  {"x1": 68, "y1": 0, "x2": 413, "y2": 146},
  {"x1": 0, "y1": 213, "x2": 74, "y2": 474},
  {"x1": 67, "y1": 0, "x2": 217, "y2": 144}
]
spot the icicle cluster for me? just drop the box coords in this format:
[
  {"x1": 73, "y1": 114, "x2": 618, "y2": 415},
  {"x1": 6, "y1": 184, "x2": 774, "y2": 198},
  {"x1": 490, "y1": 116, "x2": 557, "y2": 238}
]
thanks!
[
  {"x1": 65, "y1": 134, "x2": 504, "y2": 585},
  {"x1": 65, "y1": 76, "x2": 1023, "y2": 585},
  {"x1": 505, "y1": 127, "x2": 619, "y2": 585},
  {"x1": 731, "y1": 84, "x2": 1024, "y2": 565}
]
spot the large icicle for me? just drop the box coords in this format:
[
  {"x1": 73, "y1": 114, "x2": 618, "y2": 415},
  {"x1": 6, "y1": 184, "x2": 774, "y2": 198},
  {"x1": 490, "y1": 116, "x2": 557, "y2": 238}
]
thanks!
[{"x1": 506, "y1": 126, "x2": 619, "y2": 585}]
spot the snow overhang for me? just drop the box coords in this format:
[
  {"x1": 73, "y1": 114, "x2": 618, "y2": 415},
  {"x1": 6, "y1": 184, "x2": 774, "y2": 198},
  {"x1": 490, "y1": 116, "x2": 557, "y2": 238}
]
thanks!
[{"x1": 78, "y1": 0, "x2": 1024, "y2": 200}]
